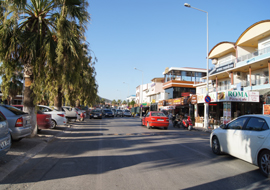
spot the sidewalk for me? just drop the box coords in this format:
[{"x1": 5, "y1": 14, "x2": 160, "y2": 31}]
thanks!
[{"x1": 0, "y1": 123, "x2": 72, "y2": 181}]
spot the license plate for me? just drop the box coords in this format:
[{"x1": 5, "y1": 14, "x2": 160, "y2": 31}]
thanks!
[
  {"x1": 1, "y1": 140, "x2": 9, "y2": 149},
  {"x1": 94, "y1": 115, "x2": 97, "y2": 118},
  {"x1": 157, "y1": 119, "x2": 163, "y2": 121}
]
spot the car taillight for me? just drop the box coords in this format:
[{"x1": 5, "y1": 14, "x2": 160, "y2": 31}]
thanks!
[
  {"x1": 45, "y1": 117, "x2": 50, "y2": 121},
  {"x1": 151, "y1": 118, "x2": 155, "y2": 121},
  {"x1": 57, "y1": 114, "x2": 65, "y2": 117},
  {"x1": 15, "y1": 117, "x2": 23, "y2": 127}
]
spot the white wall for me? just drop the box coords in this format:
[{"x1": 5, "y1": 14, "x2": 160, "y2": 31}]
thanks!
[
  {"x1": 258, "y1": 36, "x2": 270, "y2": 50},
  {"x1": 237, "y1": 46, "x2": 257, "y2": 57}
]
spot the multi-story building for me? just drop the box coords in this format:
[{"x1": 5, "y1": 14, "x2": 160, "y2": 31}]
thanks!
[
  {"x1": 161, "y1": 67, "x2": 207, "y2": 116},
  {"x1": 194, "y1": 20, "x2": 270, "y2": 127}
]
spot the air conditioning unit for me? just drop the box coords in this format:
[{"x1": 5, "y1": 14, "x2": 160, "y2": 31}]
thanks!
[{"x1": 236, "y1": 72, "x2": 246, "y2": 79}]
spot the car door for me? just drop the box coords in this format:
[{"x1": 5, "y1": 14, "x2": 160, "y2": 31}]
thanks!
[
  {"x1": 238, "y1": 117, "x2": 270, "y2": 163},
  {"x1": 223, "y1": 117, "x2": 248, "y2": 156}
]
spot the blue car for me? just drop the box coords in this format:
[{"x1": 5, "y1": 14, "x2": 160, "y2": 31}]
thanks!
[{"x1": 0, "y1": 111, "x2": 11, "y2": 157}]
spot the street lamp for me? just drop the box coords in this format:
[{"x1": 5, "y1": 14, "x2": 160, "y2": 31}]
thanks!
[
  {"x1": 123, "y1": 82, "x2": 130, "y2": 99},
  {"x1": 134, "y1": 67, "x2": 144, "y2": 118},
  {"x1": 184, "y1": 3, "x2": 209, "y2": 130}
]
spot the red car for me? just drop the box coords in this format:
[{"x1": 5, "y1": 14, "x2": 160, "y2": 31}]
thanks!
[
  {"x1": 141, "y1": 111, "x2": 169, "y2": 130},
  {"x1": 12, "y1": 105, "x2": 52, "y2": 130}
]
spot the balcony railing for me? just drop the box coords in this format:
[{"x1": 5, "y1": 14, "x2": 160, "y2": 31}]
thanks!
[
  {"x1": 237, "y1": 46, "x2": 270, "y2": 62},
  {"x1": 241, "y1": 77, "x2": 269, "y2": 87}
]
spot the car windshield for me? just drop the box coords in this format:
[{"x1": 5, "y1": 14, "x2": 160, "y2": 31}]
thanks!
[
  {"x1": 92, "y1": 110, "x2": 101, "y2": 113},
  {"x1": 124, "y1": 110, "x2": 130, "y2": 112},
  {"x1": 117, "y1": 110, "x2": 122, "y2": 113},
  {"x1": 2, "y1": 105, "x2": 27, "y2": 115},
  {"x1": 151, "y1": 112, "x2": 166, "y2": 117},
  {"x1": 104, "y1": 110, "x2": 111, "y2": 113}
]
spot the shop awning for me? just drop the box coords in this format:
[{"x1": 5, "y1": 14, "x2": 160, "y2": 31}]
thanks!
[{"x1": 255, "y1": 89, "x2": 270, "y2": 96}]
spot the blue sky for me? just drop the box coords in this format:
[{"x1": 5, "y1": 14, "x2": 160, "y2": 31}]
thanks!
[{"x1": 86, "y1": 0, "x2": 270, "y2": 101}]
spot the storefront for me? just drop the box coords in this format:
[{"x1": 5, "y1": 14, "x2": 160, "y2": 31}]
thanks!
[{"x1": 194, "y1": 90, "x2": 260, "y2": 128}]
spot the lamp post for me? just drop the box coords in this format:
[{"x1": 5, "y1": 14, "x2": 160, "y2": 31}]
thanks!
[
  {"x1": 134, "y1": 67, "x2": 144, "y2": 118},
  {"x1": 184, "y1": 3, "x2": 209, "y2": 130},
  {"x1": 123, "y1": 82, "x2": 130, "y2": 100}
]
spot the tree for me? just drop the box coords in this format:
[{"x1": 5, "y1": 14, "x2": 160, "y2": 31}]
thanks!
[
  {"x1": 117, "y1": 99, "x2": 122, "y2": 106},
  {"x1": 0, "y1": 0, "x2": 96, "y2": 137},
  {"x1": 122, "y1": 100, "x2": 127, "y2": 105},
  {"x1": 130, "y1": 100, "x2": 135, "y2": 108},
  {"x1": 111, "y1": 99, "x2": 116, "y2": 106}
]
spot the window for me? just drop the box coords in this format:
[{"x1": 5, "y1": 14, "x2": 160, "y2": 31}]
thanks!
[
  {"x1": 151, "y1": 112, "x2": 166, "y2": 117},
  {"x1": 146, "y1": 112, "x2": 150, "y2": 117},
  {"x1": 245, "y1": 118, "x2": 268, "y2": 131},
  {"x1": 2, "y1": 105, "x2": 27, "y2": 115},
  {"x1": 227, "y1": 117, "x2": 248, "y2": 130}
]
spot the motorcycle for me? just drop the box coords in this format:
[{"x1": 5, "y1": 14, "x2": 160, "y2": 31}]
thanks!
[{"x1": 181, "y1": 116, "x2": 193, "y2": 131}]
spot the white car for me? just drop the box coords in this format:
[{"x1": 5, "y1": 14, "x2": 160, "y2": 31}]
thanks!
[
  {"x1": 210, "y1": 114, "x2": 270, "y2": 177},
  {"x1": 123, "y1": 110, "x2": 132, "y2": 117},
  {"x1": 38, "y1": 105, "x2": 67, "y2": 128}
]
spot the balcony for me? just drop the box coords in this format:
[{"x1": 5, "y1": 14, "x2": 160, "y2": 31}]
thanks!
[
  {"x1": 237, "y1": 46, "x2": 270, "y2": 64},
  {"x1": 241, "y1": 77, "x2": 269, "y2": 87}
]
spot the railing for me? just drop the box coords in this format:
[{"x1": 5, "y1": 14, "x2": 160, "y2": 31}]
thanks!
[
  {"x1": 237, "y1": 46, "x2": 270, "y2": 62},
  {"x1": 241, "y1": 77, "x2": 269, "y2": 87}
]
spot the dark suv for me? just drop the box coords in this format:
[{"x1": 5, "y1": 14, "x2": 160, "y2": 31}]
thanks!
[
  {"x1": 116, "y1": 110, "x2": 123, "y2": 117},
  {"x1": 102, "y1": 109, "x2": 114, "y2": 117},
  {"x1": 90, "y1": 109, "x2": 102, "y2": 119}
]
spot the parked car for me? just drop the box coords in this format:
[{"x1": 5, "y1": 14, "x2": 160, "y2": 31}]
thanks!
[
  {"x1": 0, "y1": 105, "x2": 32, "y2": 141},
  {"x1": 210, "y1": 115, "x2": 270, "y2": 177},
  {"x1": 110, "y1": 109, "x2": 116, "y2": 117},
  {"x1": 102, "y1": 109, "x2": 114, "y2": 117},
  {"x1": 141, "y1": 111, "x2": 169, "y2": 130},
  {"x1": 0, "y1": 111, "x2": 11, "y2": 156},
  {"x1": 37, "y1": 105, "x2": 67, "y2": 128},
  {"x1": 13, "y1": 105, "x2": 52, "y2": 130},
  {"x1": 123, "y1": 110, "x2": 132, "y2": 117},
  {"x1": 62, "y1": 106, "x2": 78, "y2": 122},
  {"x1": 116, "y1": 110, "x2": 123, "y2": 117},
  {"x1": 89, "y1": 109, "x2": 102, "y2": 119}
]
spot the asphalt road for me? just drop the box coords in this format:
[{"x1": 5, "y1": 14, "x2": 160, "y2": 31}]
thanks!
[{"x1": 0, "y1": 117, "x2": 270, "y2": 190}]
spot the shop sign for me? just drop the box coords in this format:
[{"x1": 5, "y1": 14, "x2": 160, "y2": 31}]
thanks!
[
  {"x1": 223, "y1": 102, "x2": 231, "y2": 124},
  {"x1": 181, "y1": 92, "x2": 190, "y2": 97},
  {"x1": 173, "y1": 98, "x2": 182, "y2": 105},
  {"x1": 161, "y1": 106, "x2": 175, "y2": 110},
  {"x1": 152, "y1": 99, "x2": 156, "y2": 103},
  {"x1": 191, "y1": 95, "x2": 197, "y2": 104},
  {"x1": 166, "y1": 99, "x2": 174, "y2": 106},
  {"x1": 263, "y1": 104, "x2": 270, "y2": 115},
  {"x1": 164, "y1": 67, "x2": 169, "y2": 74},
  {"x1": 197, "y1": 91, "x2": 259, "y2": 103}
]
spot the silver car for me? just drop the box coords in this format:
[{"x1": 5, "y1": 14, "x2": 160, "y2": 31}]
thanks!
[
  {"x1": 0, "y1": 105, "x2": 32, "y2": 141},
  {"x1": 62, "y1": 106, "x2": 78, "y2": 121},
  {"x1": 0, "y1": 112, "x2": 11, "y2": 156}
]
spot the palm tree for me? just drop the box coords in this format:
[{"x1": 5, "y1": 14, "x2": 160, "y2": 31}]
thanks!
[
  {"x1": 117, "y1": 99, "x2": 122, "y2": 106},
  {"x1": 0, "y1": 0, "x2": 91, "y2": 136}
]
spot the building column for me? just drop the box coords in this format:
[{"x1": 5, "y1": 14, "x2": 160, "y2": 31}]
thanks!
[
  {"x1": 230, "y1": 72, "x2": 233, "y2": 85},
  {"x1": 216, "y1": 76, "x2": 218, "y2": 92},
  {"x1": 268, "y1": 60, "x2": 270, "y2": 84},
  {"x1": 249, "y1": 66, "x2": 252, "y2": 87}
]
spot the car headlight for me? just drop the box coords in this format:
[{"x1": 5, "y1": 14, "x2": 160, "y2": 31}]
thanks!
[{"x1": 100, "y1": 114, "x2": 102, "y2": 116}]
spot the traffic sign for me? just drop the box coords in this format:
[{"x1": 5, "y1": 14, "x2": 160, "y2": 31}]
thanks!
[{"x1": 205, "y1": 95, "x2": 211, "y2": 103}]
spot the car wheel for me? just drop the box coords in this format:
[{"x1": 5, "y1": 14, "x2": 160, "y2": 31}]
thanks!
[
  {"x1": 212, "y1": 136, "x2": 221, "y2": 155},
  {"x1": 258, "y1": 150, "x2": 270, "y2": 178},
  {"x1": 51, "y1": 120, "x2": 57, "y2": 129},
  {"x1": 141, "y1": 120, "x2": 144, "y2": 126},
  {"x1": 147, "y1": 122, "x2": 151, "y2": 129},
  {"x1": 164, "y1": 127, "x2": 168, "y2": 130}
]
